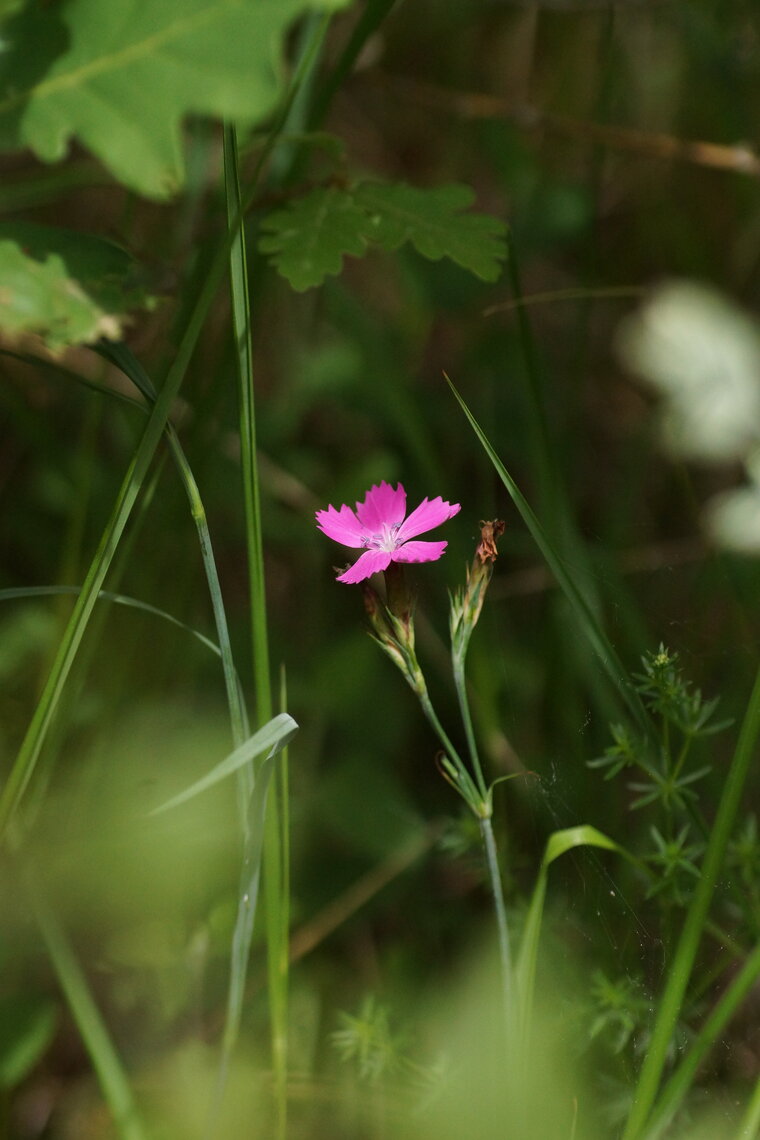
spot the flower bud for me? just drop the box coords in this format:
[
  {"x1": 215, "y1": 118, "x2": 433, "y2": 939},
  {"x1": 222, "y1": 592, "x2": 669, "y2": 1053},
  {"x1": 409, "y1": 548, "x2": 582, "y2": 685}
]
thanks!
[{"x1": 450, "y1": 520, "x2": 505, "y2": 657}]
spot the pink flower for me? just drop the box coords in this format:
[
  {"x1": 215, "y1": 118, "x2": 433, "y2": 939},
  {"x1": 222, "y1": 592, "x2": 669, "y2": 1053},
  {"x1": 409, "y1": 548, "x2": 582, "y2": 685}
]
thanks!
[{"x1": 316, "y1": 481, "x2": 461, "y2": 584}]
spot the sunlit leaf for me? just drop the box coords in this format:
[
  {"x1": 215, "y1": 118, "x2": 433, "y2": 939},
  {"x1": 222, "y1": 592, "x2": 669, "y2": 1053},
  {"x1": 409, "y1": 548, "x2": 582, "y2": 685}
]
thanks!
[
  {"x1": 0, "y1": 0, "x2": 350, "y2": 199},
  {"x1": 0, "y1": 222, "x2": 154, "y2": 351}
]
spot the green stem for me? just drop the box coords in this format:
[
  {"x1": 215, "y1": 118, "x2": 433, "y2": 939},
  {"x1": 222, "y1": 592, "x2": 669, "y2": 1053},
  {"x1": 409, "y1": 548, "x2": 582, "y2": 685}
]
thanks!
[
  {"x1": 308, "y1": 0, "x2": 398, "y2": 131},
  {"x1": 622, "y1": 663, "x2": 760, "y2": 1140},
  {"x1": 94, "y1": 342, "x2": 251, "y2": 789},
  {"x1": 643, "y1": 939, "x2": 760, "y2": 1139},
  {"x1": 480, "y1": 816, "x2": 513, "y2": 1023},
  {"x1": 26, "y1": 871, "x2": 148, "y2": 1140},
  {"x1": 452, "y1": 654, "x2": 488, "y2": 801},
  {"x1": 224, "y1": 123, "x2": 272, "y2": 728},
  {"x1": 416, "y1": 685, "x2": 483, "y2": 811},
  {"x1": 734, "y1": 1073, "x2": 760, "y2": 1140}
]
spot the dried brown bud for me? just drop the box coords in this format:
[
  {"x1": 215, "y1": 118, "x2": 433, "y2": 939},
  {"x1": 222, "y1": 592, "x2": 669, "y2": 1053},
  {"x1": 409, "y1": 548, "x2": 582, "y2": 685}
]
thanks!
[{"x1": 475, "y1": 519, "x2": 505, "y2": 564}]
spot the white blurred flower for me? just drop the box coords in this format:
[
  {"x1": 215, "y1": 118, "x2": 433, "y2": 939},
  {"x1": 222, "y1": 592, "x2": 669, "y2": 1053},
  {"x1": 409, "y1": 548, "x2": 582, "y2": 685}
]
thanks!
[
  {"x1": 704, "y1": 448, "x2": 760, "y2": 553},
  {"x1": 706, "y1": 484, "x2": 760, "y2": 553},
  {"x1": 617, "y1": 281, "x2": 760, "y2": 461}
]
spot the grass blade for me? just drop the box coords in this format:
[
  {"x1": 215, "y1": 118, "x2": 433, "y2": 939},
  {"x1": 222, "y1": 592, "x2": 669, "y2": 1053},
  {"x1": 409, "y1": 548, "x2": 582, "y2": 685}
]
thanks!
[
  {"x1": 446, "y1": 374, "x2": 651, "y2": 739},
  {"x1": 25, "y1": 869, "x2": 148, "y2": 1140},
  {"x1": 0, "y1": 223, "x2": 232, "y2": 840},
  {"x1": 643, "y1": 940, "x2": 760, "y2": 1138},
  {"x1": 149, "y1": 714, "x2": 298, "y2": 815},
  {"x1": 515, "y1": 825, "x2": 621, "y2": 1051}
]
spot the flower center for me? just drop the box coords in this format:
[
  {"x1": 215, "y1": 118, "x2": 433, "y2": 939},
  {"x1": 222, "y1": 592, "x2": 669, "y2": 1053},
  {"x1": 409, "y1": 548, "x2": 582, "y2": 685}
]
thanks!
[{"x1": 364, "y1": 523, "x2": 401, "y2": 552}]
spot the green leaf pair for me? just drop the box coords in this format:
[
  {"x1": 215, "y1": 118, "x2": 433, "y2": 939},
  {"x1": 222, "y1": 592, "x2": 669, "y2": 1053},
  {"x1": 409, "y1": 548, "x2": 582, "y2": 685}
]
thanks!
[{"x1": 259, "y1": 181, "x2": 509, "y2": 289}]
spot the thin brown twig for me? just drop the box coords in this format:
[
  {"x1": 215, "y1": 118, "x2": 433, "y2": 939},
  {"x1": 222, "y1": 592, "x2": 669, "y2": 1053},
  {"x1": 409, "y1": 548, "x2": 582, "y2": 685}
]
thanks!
[
  {"x1": 371, "y1": 72, "x2": 760, "y2": 179},
  {"x1": 288, "y1": 824, "x2": 442, "y2": 963}
]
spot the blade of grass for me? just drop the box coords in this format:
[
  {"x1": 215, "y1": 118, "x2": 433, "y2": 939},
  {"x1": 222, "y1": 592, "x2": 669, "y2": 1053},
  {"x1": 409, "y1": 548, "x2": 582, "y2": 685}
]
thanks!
[
  {"x1": 224, "y1": 128, "x2": 271, "y2": 728},
  {"x1": 223, "y1": 24, "x2": 336, "y2": 1112},
  {"x1": 96, "y1": 340, "x2": 251, "y2": 792},
  {"x1": 0, "y1": 223, "x2": 234, "y2": 841},
  {"x1": 446, "y1": 374, "x2": 652, "y2": 743},
  {"x1": 149, "y1": 713, "x2": 297, "y2": 815},
  {"x1": 515, "y1": 825, "x2": 621, "y2": 1053},
  {"x1": 0, "y1": 585, "x2": 224, "y2": 660},
  {"x1": 308, "y1": 0, "x2": 399, "y2": 131},
  {"x1": 733, "y1": 1072, "x2": 760, "y2": 1140},
  {"x1": 267, "y1": 667, "x2": 291, "y2": 1140},
  {"x1": 209, "y1": 738, "x2": 287, "y2": 1135},
  {"x1": 622, "y1": 662, "x2": 760, "y2": 1140},
  {"x1": 643, "y1": 939, "x2": 760, "y2": 1139},
  {"x1": 24, "y1": 868, "x2": 148, "y2": 1140}
]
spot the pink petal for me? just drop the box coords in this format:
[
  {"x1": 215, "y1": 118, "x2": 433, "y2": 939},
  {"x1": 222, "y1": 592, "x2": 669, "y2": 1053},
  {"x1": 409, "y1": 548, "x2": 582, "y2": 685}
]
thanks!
[
  {"x1": 392, "y1": 540, "x2": 448, "y2": 564},
  {"x1": 355, "y1": 481, "x2": 406, "y2": 532},
  {"x1": 336, "y1": 549, "x2": 393, "y2": 583},
  {"x1": 395, "y1": 497, "x2": 461, "y2": 542},
  {"x1": 316, "y1": 503, "x2": 367, "y2": 548}
]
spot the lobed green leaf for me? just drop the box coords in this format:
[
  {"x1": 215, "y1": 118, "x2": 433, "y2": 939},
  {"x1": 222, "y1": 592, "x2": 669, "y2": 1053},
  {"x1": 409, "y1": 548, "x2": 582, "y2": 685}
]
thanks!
[
  {"x1": 258, "y1": 185, "x2": 368, "y2": 290},
  {"x1": 0, "y1": 0, "x2": 351, "y2": 199},
  {"x1": 258, "y1": 179, "x2": 508, "y2": 289},
  {"x1": 354, "y1": 180, "x2": 508, "y2": 280}
]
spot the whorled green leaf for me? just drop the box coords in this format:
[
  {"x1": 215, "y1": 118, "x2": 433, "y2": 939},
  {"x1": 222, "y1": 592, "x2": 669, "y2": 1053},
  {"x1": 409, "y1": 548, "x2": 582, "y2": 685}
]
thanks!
[
  {"x1": 0, "y1": 223, "x2": 153, "y2": 352},
  {"x1": 0, "y1": 0, "x2": 350, "y2": 199},
  {"x1": 258, "y1": 179, "x2": 508, "y2": 290}
]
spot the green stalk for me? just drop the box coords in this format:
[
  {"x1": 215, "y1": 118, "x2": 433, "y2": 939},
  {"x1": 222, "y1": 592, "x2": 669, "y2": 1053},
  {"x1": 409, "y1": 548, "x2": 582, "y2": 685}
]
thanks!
[
  {"x1": 734, "y1": 1073, "x2": 760, "y2": 1140},
  {"x1": 267, "y1": 667, "x2": 291, "y2": 1140},
  {"x1": 415, "y1": 686, "x2": 482, "y2": 810},
  {"x1": 26, "y1": 871, "x2": 147, "y2": 1140},
  {"x1": 451, "y1": 656, "x2": 488, "y2": 803},
  {"x1": 221, "y1": 27, "x2": 330, "y2": 1120},
  {"x1": 166, "y1": 433, "x2": 252, "y2": 806},
  {"x1": 223, "y1": 128, "x2": 271, "y2": 726},
  {"x1": 643, "y1": 940, "x2": 760, "y2": 1139},
  {"x1": 97, "y1": 340, "x2": 249, "y2": 760},
  {"x1": 622, "y1": 663, "x2": 760, "y2": 1140},
  {"x1": 308, "y1": 0, "x2": 399, "y2": 131},
  {"x1": 480, "y1": 815, "x2": 513, "y2": 1024}
]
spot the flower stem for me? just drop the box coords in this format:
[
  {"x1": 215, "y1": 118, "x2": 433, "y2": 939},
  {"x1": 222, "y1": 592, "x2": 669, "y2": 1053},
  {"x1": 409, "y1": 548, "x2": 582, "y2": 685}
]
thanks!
[
  {"x1": 415, "y1": 683, "x2": 483, "y2": 810},
  {"x1": 452, "y1": 654, "x2": 488, "y2": 801},
  {"x1": 480, "y1": 815, "x2": 513, "y2": 1024}
]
